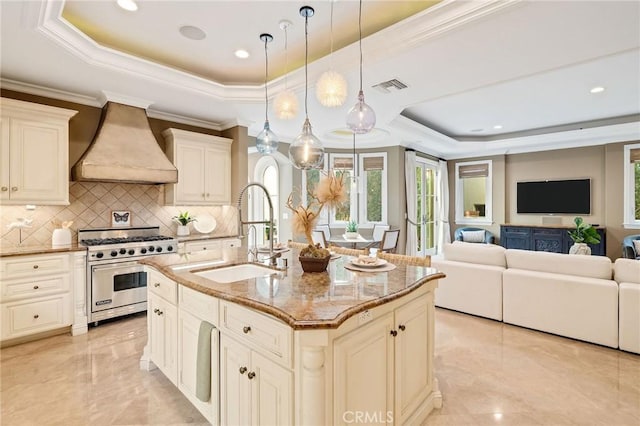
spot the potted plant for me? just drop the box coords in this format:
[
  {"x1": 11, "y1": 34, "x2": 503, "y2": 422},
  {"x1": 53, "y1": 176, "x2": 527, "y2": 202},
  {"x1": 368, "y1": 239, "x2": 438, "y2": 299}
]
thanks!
[
  {"x1": 173, "y1": 211, "x2": 196, "y2": 236},
  {"x1": 286, "y1": 171, "x2": 347, "y2": 272},
  {"x1": 567, "y1": 216, "x2": 601, "y2": 255},
  {"x1": 345, "y1": 220, "x2": 359, "y2": 240}
]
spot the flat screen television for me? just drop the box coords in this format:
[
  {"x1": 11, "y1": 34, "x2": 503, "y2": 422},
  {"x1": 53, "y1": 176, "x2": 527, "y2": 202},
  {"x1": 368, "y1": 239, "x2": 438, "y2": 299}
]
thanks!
[{"x1": 517, "y1": 179, "x2": 591, "y2": 214}]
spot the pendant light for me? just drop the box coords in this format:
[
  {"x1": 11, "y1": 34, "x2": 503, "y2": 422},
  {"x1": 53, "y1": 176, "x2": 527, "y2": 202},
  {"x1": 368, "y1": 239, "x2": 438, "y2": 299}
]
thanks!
[
  {"x1": 274, "y1": 20, "x2": 298, "y2": 120},
  {"x1": 346, "y1": 0, "x2": 376, "y2": 134},
  {"x1": 255, "y1": 33, "x2": 278, "y2": 154},
  {"x1": 316, "y1": 0, "x2": 347, "y2": 107},
  {"x1": 289, "y1": 6, "x2": 325, "y2": 170}
]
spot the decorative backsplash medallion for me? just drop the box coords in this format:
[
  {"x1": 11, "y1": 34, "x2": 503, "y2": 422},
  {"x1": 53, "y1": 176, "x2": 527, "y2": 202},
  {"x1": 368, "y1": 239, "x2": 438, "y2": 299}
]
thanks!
[{"x1": 0, "y1": 182, "x2": 238, "y2": 248}]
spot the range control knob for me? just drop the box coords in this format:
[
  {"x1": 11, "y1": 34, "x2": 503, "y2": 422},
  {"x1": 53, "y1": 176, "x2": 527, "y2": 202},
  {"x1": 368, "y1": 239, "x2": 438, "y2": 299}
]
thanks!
[
  {"x1": 140, "y1": 248, "x2": 147, "y2": 254},
  {"x1": 156, "y1": 247, "x2": 163, "y2": 253},
  {"x1": 128, "y1": 249, "x2": 135, "y2": 255},
  {"x1": 96, "y1": 252, "x2": 104, "y2": 259},
  {"x1": 148, "y1": 246, "x2": 155, "y2": 252},
  {"x1": 167, "y1": 246, "x2": 173, "y2": 252},
  {"x1": 119, "y1": 248, "x2": 126, "y2": 255},
  {"x1": 110, "y1": 250, "x2": 118, "y2": 257}
]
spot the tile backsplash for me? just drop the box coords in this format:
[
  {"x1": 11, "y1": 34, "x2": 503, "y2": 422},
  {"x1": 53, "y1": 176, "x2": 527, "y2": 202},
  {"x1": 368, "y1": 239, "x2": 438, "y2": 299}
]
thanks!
[{"x1": 0, "y1": 182, "x2": 238, "y2": 248}]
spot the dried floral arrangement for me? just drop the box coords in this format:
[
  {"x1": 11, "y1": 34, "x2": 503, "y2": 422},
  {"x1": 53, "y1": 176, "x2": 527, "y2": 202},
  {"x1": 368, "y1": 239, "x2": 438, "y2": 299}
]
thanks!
[{"x1": 286, "y1": 170, "x2": 347, "y2": 258}]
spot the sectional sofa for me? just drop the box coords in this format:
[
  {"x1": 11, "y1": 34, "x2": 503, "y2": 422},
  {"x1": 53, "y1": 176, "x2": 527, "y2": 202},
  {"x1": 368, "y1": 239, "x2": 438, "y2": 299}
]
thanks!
[{"x1": 432, "y1": 242, "x2": 639, "y2": 353}]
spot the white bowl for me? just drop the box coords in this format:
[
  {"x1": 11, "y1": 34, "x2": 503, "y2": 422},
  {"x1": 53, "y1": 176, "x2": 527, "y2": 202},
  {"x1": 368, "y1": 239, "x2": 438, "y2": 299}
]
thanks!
[{"x1": 193, "y1": 215, "x2": 217, "y2": 234}]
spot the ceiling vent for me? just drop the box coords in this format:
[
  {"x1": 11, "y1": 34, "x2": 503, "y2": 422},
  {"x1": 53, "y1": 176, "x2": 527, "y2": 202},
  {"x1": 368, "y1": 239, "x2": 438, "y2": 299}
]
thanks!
[{"x1": 372, "y1": 79, "x2": 408, "y2": 94}]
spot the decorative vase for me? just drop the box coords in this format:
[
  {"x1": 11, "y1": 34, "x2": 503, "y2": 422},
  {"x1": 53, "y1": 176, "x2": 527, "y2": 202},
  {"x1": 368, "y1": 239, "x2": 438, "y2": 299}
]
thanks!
[
  {"x1": 299, "y1": 255, "x2": 331, "y2": 273},
  {"x1": 569, "y1": 243, "x2": 591, "y2": 255},
  {"x1": 345, "y1": 232, "x2": 359, "y2": 240},
  {"x1": 176, "y1": 225, "x2": 190, "y2": 236}
]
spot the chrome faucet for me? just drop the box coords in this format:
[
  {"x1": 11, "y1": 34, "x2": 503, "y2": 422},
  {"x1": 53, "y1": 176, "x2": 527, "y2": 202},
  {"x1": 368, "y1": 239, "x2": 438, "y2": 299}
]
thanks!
[
  {"x1": 247, "y1": 224, "x2": 258, "y2": 262},
  {"x1": 237, "y1": 182, "x2": 276, "y2": 266}
]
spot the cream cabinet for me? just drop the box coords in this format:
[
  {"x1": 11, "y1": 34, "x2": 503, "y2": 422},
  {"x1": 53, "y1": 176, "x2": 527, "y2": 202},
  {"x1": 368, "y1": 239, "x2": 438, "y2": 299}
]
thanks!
[
  {"x1": 184, "y1": 237, "x2": 240, "y2": 253},
  {"x1": 0, "y1": 98, "x2": 77, "y2": 205},
  {"x1": 147, "y1": 269, "x2": 178, "y2": 385},
  {"x1": 163, "y1": 128, "x2": 232, "y2": 205},
  {"x1": 0, "y1": 251, "x2": 87, "y2": 343},
  {"x1": 333, "y1": 292, "x2": 434, "y2": 425}
]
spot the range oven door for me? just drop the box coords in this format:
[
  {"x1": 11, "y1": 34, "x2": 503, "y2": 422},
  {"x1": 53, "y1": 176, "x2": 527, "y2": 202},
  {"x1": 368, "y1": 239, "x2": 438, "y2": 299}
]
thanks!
[{"x1": 91, "y1": 261, "x2": 147, "y2": 313}]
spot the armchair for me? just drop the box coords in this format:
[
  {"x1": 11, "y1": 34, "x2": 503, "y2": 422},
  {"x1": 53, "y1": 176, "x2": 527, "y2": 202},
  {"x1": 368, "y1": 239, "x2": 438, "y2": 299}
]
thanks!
[
  {"x1": 622, "y1": 235, "x2": 640, "y2": 259},
  {"x1": 454, "y1": 227, "x2": 495, "y2": 244}
]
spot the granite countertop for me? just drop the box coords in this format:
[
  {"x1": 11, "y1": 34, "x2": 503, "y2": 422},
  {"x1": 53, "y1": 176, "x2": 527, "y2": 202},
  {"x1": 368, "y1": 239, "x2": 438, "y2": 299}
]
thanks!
[
  {"x1": 0, "y1": 243, "x2": 87, "y2": 258},
  {"x1": 140, "y1": 247, "x2": 444, "y2": 330}
]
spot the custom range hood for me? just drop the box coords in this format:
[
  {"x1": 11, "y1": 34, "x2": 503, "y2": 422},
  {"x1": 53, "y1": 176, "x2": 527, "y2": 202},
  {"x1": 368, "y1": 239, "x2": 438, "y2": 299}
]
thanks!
[{"x1": 72, "y1": 102, "x2": 178, "y2": 184}]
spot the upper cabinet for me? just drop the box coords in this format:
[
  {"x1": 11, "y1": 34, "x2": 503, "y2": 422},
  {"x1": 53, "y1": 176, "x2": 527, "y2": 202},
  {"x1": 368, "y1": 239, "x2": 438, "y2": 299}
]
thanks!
[
  {"x1": 163, "y1": 128, "x2": 232, "y2": 205},
  {"x1": 0, "y1": 98, "x2": 77, "y2": 205}
]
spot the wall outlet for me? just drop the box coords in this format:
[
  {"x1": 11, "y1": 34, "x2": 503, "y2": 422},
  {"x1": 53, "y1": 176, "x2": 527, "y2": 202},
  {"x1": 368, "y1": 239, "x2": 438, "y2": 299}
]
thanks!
[{"x1": 358, "y1": 310, "x2": 372, "y2": 325}]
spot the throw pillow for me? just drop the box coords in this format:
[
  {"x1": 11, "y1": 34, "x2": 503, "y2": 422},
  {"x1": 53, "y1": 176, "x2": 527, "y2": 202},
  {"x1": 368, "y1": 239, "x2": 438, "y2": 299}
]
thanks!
[
  {"x1": 633, "y1": 240, "x2": 640, "y2": 257},
  {"x1": 461, "y1": 230, "x2": 486, "y2": 243}
]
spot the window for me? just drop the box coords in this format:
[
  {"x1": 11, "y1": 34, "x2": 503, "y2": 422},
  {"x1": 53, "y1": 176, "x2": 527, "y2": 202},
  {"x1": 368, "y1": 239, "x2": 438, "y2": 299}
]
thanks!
[
  {"x1": 359, "y1": 153, "x2": 387, "y2": 224},
  {"x1": 455, "y1": 160, "x2": 492, "y2": 225},
  {"x1": 301, "y1": 154, "x2": 328, "y2": 223},
  {"x1": 623, "y1": 143, "x2": 640, "y2": 228},
  {"x1": 331, "y1": 153, "x2": 356, "y2": 223}
]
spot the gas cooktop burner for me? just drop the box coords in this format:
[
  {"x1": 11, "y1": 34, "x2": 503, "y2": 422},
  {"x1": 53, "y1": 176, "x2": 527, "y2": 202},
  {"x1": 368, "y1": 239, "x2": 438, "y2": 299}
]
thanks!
[{"x1": 81, "y1": 235, "x2": 174, "y2": 246}]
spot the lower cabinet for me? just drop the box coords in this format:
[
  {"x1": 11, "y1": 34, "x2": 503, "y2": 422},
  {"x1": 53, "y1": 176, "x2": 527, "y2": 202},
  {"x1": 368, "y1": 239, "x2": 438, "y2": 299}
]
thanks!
[
  {"x1": 148, "y1": 292, "x2": 178, "y2": 385},
  {"x1": 220, "y1": 334, "x2": 293, "y2": 426},
  {"x1": 500, "y1": 224, "x2": 606, "y2": 255},
  {"x1": 333, "y1": 293, "x2": 433, "y2": 425}
]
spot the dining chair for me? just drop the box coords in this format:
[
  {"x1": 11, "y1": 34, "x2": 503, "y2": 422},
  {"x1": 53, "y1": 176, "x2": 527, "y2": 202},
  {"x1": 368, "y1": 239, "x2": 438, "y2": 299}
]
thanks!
[
  {"x1": 312, "y1": 230, "x2": 328, "y2": 248},
  {"x1": 377, "y1": 252, "x2": 431, "y2": 266},
  {"x1": 380, "y1": 229, "x2": 400, "y2": 253}
]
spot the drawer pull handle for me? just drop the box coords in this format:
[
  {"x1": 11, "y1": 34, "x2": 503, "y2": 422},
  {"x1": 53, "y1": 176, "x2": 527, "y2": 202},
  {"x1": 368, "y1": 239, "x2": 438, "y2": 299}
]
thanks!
[
  {"x1": 11, "y1": 186, "x2": 17, "y2": 192},
  {"x1": 1, "y1": 186, "x2": 7, "y2": 192},
  {"x1": 154, "y1": 283, "x2": 160, "y2": 287},
  {"x1": 398, "y1": 324, "x2": 406, "y2": 331},
  {"x1": 33, "y1": 285, "x2": 39, "y2": 289},
  {"x1": 33, "y1": 314, "x2": 39, "y2": 319},
  {"x1": 33, "y1": 265, "x2": 39, "y2": 269},
  {"x1": 390, "y1": 330, "x2": 398, "y2": 337},
  {"x1": 243, "y1": 326, "x2": 251, "y2": 334},
  {"x1": 239, "y1": 366, "x2": 247, "y2": 374},
  {"x1": 247, "y1": 371, "x2": 256, "y2": 380}
]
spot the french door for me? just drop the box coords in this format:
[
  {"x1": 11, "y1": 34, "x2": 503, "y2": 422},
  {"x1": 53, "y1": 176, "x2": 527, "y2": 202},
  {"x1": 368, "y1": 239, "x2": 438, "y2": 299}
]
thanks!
[{"x1": 414, "y1": 159, "x2": 438, "y2": 256}]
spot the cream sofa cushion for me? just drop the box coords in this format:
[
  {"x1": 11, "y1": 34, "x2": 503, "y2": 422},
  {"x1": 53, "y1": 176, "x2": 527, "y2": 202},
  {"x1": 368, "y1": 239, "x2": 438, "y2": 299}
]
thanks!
[
  {"x1": 615, "y1": 258, "x2": 640, "y2": 354},
  {"x1": 443, "y1": 242, "x2": 506, "y2": 267},
  {"x1": 614, "y1": 257, "x2": 640, "y2": 284},
  {"x1": 505, "y1": 249, "x2": 612, "y2": 280}
]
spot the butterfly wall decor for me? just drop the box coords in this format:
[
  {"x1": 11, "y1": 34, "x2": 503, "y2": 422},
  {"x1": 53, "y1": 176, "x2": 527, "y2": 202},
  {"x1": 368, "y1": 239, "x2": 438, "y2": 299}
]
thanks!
[{"x1": 111, "y1": 210, "x2": 132, "y2": 227}]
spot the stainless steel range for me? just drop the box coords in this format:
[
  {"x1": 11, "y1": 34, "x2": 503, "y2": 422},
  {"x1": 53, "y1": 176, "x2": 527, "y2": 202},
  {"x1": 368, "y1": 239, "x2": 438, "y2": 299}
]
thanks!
[{"x1": 79, "y1": 226, "x2": 178, "y2": 324}]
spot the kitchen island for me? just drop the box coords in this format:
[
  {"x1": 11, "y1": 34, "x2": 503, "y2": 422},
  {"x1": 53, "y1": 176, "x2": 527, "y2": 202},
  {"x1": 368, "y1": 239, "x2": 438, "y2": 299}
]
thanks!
[{"x1": 140, "y1": 246, "x2": 443, "y2": 425}]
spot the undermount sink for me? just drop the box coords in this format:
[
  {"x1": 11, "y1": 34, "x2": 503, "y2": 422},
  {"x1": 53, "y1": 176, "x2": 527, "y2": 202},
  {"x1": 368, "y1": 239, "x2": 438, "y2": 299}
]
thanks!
[{"x1": 194, "y1": 264, "x2": 276, "y2": 284}]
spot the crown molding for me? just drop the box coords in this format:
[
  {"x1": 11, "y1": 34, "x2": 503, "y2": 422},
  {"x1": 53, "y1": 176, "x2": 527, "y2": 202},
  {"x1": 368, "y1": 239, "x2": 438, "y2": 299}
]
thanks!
[{"x1": 1, "y1": 78, "x2": 102, "y2": 107}]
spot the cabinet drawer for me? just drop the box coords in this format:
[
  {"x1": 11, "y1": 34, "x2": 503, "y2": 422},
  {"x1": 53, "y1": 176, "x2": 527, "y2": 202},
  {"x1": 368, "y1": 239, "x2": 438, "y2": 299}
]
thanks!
[
  {"x1": 185, "y1": 240, "x2": 222, "y2": 253},
  {"x1": 1, "y1": 254, "x2": 69, "y2": 279},
  {"x1": 221, "y1": 238, "x2": 241, "y2": 249},
  {"x1": 220, "y1": 300, "x2": 292, "y2": 368},
  {"x1": 2, "y1": 275, "x2": 70, "y2": 302},
  {"x1": 1, "y1": 294, "x2": 71, "y2": 340},
  {"x1": 147, "y1": 269, "x2": 177, "y2": 304},
  {"x1": 179, "y1": 285, "x2": 218, "y2": 325},
  {"x1": 502, "y1": 227, "x2": 531, "y2": 236}
]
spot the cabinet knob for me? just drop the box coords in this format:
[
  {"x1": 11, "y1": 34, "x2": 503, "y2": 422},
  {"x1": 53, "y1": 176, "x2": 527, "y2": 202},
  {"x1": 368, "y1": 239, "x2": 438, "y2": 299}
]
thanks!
[
  {"x1": 154, "y1": 283, "x2": 160, "y2": 288},
  {"x1": 206, "y1": 193, "x2": 210, "y2": 197},
  {"x1": 1, "y1": 186, "x2": 7, "y2": 192},
  {"x1": 202, "y1": 193, "x2": 206, "y2": 198},
  {"x1": 11, "y1": 186, "x2": 18, "y2": 192},
  {"x1": 239, "y1": 366, "x2": 247, "y2": 374},
  {"x1": 33, "y1": 285, "x2": 39, "y2": 289},
  {"x1": 33, "y1": 265, "x2": 39, "y2": 269},
  {"x1": 33, "y1": 314, "x2": 39, "y2": 319},
  {"x1": 157, "y1": 310, "x2": 163, "y2": 316},
  {"x1": 390, "y1": 330, "x2": 398, "y2": 337},
  {"x1": 247, "y1": 372, "x2": 256, "y2": 380},
  {"x1": 153, "y1": 308, "x2": 159, "y2": 313},
  {"x1": 398, "y1": 324, "x2": 406, "y2": 331},
  {"x1": 243, "y1": 326, "x2": 251, "y2": 334}
]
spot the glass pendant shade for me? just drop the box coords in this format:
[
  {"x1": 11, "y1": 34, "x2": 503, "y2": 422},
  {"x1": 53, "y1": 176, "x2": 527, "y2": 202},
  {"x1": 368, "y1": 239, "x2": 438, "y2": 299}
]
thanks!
[
  {"x1": 346, "y1": 90, "x2": 376, "y2": 134},
  {"x1": 316, "y1": 70, "x2": 348, "y2": 107},
  {"x1": 255, "y1": 119, "x2": 278, "y2": 154},
  {"x1": 274, "y1": 90, "x2": 298, "y2": 119},
  {"x1": 289, "y1": 118, "x2": 324, "y2": 170}
]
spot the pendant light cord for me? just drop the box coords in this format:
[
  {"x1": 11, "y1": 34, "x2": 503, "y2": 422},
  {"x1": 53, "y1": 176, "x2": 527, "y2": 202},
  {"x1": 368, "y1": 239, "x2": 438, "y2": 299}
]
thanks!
[
  {"x1": 304, "y1": 13, "x2": 309, "y2": 119},
  {"x1": 284, "y1": 25, "x2": 289, "y2": 90},
  {"x1": 329, "y1": 0, "x2": 334, "y2": 68},
  {"x1": 263, "y1": 37, "x2": 269, "y2": 121},
  {"x1": 358, "y1": 0, "x2": 363, "y2": 92}
]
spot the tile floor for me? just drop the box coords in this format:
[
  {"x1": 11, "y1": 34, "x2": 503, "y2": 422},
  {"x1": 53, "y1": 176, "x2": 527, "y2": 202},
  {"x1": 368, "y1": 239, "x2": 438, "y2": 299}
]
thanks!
[{"x1": 1, "y1": 309, "x2": 639, "y2": 425}]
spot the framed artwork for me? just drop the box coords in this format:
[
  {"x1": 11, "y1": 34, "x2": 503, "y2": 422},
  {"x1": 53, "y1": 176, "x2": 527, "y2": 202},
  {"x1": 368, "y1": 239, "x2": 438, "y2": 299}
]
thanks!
[{"x1": 111, "y1": 210, "x2": 131, "y2": 227}]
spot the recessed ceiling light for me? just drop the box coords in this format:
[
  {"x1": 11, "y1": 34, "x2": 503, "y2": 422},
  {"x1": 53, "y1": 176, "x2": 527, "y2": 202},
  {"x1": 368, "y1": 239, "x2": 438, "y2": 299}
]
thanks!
[
  {"x1": 117, "y1": 0, "x2": 138, "y2": 12},
  {"x1": 179, "y1": 25, "x2": 206, "y2": 41},
  {"x1": 235, "y1": 49, "x2": 250, "y2": 59},
  {"x1": 590, "y1": 86, "x2": 605, "y2": 94},
  {"x1": 493, "y1": 125, "x2": 503, "y2": 130}
]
